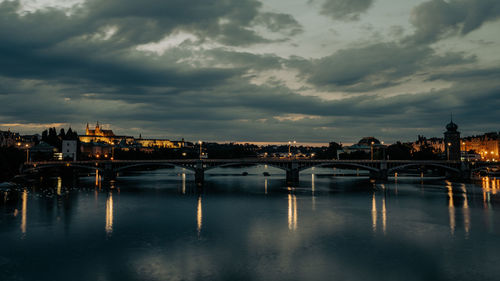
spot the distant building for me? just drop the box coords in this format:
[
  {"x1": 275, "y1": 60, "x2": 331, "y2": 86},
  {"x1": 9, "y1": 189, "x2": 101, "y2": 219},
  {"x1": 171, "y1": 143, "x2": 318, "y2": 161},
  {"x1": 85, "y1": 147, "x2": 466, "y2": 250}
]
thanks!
[
  {"x1": 78, "y1": 122, "x2": 184, "y2": 158},
  {"x1": 81, "y1": 142, "x2": 112, "y2": 159},
  {"x1": 30, "y1": 141, "x2": 57, "y2": 160},
  {"x1": 339, "y1": 137, "x2": 385, "y2": 156},
  {"x1": 85, "y1": 121, "x2": 115, "y2": 136},
  {"x1": 0, "y1": 130, "x2": 20, "y2": 147},
  {"x1": 444, "y1": 119, "x2": 461, "y2": 161},
  {"x1": 412, "y1": 136, "x2": 445, "y2": 153},
  {"x1": 461, "y1": 132, "x2": 499, "y2": 161},
  {"x1": 135, "y1": 136, "x2": 183, "y2": 149},
  {"x1": 80, "y1": 122, "x2": 134, "y2": 145},
  {"x1": 62, "y1": 140, "x2": 77, "y2": 161}
]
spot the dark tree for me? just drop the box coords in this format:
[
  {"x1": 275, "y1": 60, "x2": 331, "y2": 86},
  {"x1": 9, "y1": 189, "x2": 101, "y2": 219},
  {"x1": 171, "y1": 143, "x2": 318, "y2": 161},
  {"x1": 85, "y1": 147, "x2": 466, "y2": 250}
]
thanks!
[
  {"x1": 412, "y1": 144, "x2": 440, "y2": 160},
  {"x1": 387, "y1": 142, "x2": 412, "y2": 160},
  {"x1": 58, "y1": 128, "x2": 66, "y2": 139}
]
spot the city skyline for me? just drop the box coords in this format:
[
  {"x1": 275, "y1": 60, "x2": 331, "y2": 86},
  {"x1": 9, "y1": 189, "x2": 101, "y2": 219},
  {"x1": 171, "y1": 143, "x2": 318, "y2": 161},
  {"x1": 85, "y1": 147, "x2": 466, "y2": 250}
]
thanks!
[
  {"x1": 0, "y1": 0, "x2": 499, "y2": 143},
  {"x1": 2, "y1": 120, "x2": 498, "y2": 146}
]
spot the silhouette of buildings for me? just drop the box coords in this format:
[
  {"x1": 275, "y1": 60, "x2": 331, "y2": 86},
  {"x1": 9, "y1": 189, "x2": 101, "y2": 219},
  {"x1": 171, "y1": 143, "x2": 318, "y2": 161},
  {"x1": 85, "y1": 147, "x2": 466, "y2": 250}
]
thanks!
[{"x1": 444, "y1": 118, "x2": 461, "y2": 161}]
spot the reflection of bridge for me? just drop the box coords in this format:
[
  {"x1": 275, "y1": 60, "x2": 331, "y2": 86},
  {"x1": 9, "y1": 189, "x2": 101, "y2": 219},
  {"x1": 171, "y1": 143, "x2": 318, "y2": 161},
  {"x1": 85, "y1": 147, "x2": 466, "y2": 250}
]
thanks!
[{"x1": 22, "y1": 159, "x2": 498, "y2": 185}]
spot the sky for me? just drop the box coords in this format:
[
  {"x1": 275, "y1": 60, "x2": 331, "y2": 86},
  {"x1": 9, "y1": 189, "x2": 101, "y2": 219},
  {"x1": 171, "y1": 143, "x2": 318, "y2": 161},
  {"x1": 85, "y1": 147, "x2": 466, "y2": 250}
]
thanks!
[{"x1": 0, "y1": 0, "x2": 499, "y2": 144}]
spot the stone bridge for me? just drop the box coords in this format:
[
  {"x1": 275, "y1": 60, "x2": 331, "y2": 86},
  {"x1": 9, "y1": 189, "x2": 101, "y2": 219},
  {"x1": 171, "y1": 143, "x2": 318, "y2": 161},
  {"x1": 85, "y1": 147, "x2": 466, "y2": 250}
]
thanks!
[{"x1": 22, "y1": 159, "x2": 498, "y2": 186}]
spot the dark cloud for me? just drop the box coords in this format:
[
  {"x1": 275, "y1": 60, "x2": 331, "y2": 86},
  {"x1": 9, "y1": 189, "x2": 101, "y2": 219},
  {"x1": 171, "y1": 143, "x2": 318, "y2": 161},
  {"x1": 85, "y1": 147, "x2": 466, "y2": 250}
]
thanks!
[
  {"x1": 289, "y1": 43, "x2": 475, "y2": 92},
  {"x1": 409, "y1": 0, "x2": 500, "y2": 44},
  {"x1": 0, "y1": 0, "x2": 498, "y2": 142},
  {"x1": 320, "y1": 0, "x2": 374, "y2": 21},
  {"x1": 254, "y1": 12, "x2": 303, "y2": 36}
]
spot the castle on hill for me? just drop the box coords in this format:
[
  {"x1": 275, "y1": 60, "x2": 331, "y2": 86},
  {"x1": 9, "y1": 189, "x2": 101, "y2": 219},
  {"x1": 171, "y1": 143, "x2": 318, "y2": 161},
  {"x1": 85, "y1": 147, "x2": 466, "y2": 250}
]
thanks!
[
  {"x1": 85, "y1": 122, "x2": 115, "y2": 137},
  {"x1": 79, "y1": 122, "x2": 184, "y2": 150}
]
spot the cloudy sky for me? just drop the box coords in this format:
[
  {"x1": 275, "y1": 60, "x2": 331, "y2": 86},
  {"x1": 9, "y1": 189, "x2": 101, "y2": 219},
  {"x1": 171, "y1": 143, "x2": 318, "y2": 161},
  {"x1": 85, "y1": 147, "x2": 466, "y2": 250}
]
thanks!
[{"x1": 0, "y1": 0, "x2": 499, "y2": 143}]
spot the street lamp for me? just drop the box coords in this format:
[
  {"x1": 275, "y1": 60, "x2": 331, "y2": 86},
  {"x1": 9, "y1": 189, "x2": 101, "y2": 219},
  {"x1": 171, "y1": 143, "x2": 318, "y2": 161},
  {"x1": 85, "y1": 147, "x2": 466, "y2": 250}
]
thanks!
[
  {"x1": 288, "y1": 141, "x2": 291, "y2": 158},
  {"x1": 370, "y1": 141, "x2": 375, "y2": 160},
  {"x1": 288, "y1": 140, "x2": 296, "y2": 158},
  {"x1": 25, "y1": 144, "x2": 29, "y2": 162},
  {"x1": 462, "y1": 142, "x2": 467, "y2": 161},
  {"x1": 293, "y1": 140, "x2": 296, "y2": 158},
  {"x1": 198, "y1": 140, "x2": 202, "y2": 159}
]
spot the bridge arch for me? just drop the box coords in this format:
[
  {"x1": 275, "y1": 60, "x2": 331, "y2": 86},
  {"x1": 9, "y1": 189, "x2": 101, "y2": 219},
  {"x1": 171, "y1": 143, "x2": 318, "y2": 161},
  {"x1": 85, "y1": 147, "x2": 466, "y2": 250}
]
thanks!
[
  {"x1": 204, "y1": 162, "x2": 288, "y2": 172},
  {"x1": 387, "y1": 163, "x2": 461, "y2": 174},
  {"x1": 298, "y1": 162, "x2": 380, "y2": 173},
  {"x1": 470, "y1": 164, "x2": 500, "y2": 173},
  {"x1": 22, "y1": 163, "x2": 104, "y2": 174},
  {"x1": 114, "y1": 162, "x2": 196, "y2": 173}
]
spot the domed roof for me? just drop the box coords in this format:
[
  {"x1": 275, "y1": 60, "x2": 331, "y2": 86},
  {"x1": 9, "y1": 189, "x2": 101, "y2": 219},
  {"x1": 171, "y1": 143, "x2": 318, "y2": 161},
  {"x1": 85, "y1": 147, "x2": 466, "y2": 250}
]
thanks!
[
  {"x1": 446, "y1": 121, "x2": 458, "y2": 131},
  {"x1": 358, "y1": 137, "x2": 380, "y2": 146}
]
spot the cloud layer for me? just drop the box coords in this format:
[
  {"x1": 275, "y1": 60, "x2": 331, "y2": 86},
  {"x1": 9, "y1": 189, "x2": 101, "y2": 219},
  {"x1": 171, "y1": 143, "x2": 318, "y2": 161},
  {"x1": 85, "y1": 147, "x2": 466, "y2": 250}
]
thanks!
[{"x1": 0, "y1": 0, "x2": 499, "y2": 143}]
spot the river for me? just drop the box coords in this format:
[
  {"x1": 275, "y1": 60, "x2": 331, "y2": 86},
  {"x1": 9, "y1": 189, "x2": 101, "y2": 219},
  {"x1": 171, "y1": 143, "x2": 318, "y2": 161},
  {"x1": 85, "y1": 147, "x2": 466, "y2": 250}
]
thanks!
[{"x1": 1, "y1": 166, "x2": 499, "y2": 281}]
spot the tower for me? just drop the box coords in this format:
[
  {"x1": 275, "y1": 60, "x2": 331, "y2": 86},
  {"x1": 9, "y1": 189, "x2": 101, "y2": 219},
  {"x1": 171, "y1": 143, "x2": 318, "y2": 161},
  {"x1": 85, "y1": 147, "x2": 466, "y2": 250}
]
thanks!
[
  {"x1": 85, "y1": 123, "x2": 90, "y2": 135},
  {"x1": 95, "y1": 121, "x2": 101, "y2": 135},
  {"x1": 444, "y1": 117, "x2": 460, "y2": 161}
]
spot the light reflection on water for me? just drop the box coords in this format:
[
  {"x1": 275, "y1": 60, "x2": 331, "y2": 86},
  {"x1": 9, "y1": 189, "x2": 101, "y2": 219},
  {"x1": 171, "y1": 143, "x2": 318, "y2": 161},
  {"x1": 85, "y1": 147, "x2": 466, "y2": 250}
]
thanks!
[
  {"x1": 20, "y1": 189, "x2": 27, "y2": 236},
  {"x1": 372, "y1": 193, "x2": 377, "y2": 233},
  {"x1": 287, "y1": 192, "x2": 298, "y2": 231},
  {"x1": 447, "y1": 183, "x2": 455, "y2": 235},
  {"x1": 1, "y1": 166, "x2": 500, "y2": 281},
  {"x1": 197, "y1": 195, "x2": 202, "y2": 236},
  {"x1": 106, "y1": 192, "x2": 114, "y2": 236}
]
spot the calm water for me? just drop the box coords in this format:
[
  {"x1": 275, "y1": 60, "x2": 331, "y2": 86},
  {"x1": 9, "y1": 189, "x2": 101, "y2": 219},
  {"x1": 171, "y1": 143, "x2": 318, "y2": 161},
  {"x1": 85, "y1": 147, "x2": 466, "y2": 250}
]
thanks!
[{"x1": 1, "y1": 166, "x2": 500, "y2": 281}]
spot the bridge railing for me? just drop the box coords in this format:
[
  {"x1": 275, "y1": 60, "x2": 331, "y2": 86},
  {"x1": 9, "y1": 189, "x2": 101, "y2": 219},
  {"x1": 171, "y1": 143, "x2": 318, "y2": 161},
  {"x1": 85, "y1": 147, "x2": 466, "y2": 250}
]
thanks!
[{"x1": 25, "y1": 159, "x2": 465, "y2": 166}]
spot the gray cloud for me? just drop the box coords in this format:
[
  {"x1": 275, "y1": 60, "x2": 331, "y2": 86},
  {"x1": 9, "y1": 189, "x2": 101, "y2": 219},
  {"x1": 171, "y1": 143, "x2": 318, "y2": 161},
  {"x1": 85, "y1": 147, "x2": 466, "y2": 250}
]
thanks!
[
  {"x1": 0, "y1": 0, "x2": 498, "y2": 143},
  {"x1": 320, "y1": 0, "x2": 374, "y2": 21},
  {"x1": 254, "y1": 12, "x2": 303, "y2": 36},
  {"x1": 289, "y1": 42, "x2": 475, "y2": 92},
  {"x1": 408, "y1": 0, "x2": 500, "y2": 44}
]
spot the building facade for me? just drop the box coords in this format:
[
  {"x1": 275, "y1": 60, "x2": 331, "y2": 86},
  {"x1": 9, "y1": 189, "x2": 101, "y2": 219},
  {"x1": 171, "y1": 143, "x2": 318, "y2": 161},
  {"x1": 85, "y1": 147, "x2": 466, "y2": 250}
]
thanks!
[
  {"x1": 79, "y1": 122, "x2": 135, "y2": 145},
  {"x1": 62, "y1": 140, "x2": 78, "y2": 161},
  {"x1": 79, "y1": 123, "x2": 184, "y2": 157},
  {"x1": 444, "y1": 119, "x2": 461, "y2": 161},
  {"x1": 461, "y1": 132, "x2": 499, "y2": 161}
]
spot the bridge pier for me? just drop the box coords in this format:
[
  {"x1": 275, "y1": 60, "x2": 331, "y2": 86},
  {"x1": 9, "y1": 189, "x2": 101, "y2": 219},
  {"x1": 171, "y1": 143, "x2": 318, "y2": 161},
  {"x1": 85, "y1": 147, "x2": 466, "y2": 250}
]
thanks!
[
  {"x1": 195, "y1": 160, "x2": 205, "y2": 187},
  {"x1": 369, "y1": 169, "x2": 388, "y2": 181},
  {"x1": 285, "y1": 161, "x2": 300, "y2": 185},
  {"x1": 102, "y1": 164, "x2": 116, "y2": 181},
  {"x1": 286, "y1": 169, "x2": 300, "y2": 185}
]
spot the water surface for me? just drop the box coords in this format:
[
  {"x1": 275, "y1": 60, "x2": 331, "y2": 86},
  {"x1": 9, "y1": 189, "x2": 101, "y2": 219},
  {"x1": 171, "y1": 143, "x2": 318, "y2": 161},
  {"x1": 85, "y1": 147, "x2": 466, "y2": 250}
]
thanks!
[{"x1": 1, "y1": 166, "x2": 500, "y2": 281}]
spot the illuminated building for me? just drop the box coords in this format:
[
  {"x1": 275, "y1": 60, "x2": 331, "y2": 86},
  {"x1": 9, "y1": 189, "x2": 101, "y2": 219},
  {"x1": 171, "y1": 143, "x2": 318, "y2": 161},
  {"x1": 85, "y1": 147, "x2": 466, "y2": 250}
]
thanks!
[
  {"x1": 85, "y1": 121, "x2": 114, "y2": 137},
  {"x1": 79, "y1": 122, "x2": 184, "y2": 157},
  {"x1": 135, "y1": 136, "x2": 184, "y2": 149},
  {"x1": 80, "y1": 122, "x2": 135, "y2": 145},
  {"x1": 461, "y1": 132, "x2": 499, "y2": 161},
  {"x1": 412, "y1": 136, "x2": 445, "y2": 153}
]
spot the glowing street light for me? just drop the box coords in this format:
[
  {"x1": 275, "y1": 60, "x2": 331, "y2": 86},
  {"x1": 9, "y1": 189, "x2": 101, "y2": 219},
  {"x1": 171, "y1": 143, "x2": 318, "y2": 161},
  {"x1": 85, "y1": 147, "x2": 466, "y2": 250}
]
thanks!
[
  {"x1": 288, "y1": 140, "x2": 296, "y2": 158},
  {"x1": 25, "y1": 144, "x2": 30, "y2": 162},
  {"x1": 370, "y1": 141, "x2": 375, "y2": 161},
  {"x1": 198, "y1": 140, "x2": 203, "y2": 159}
]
